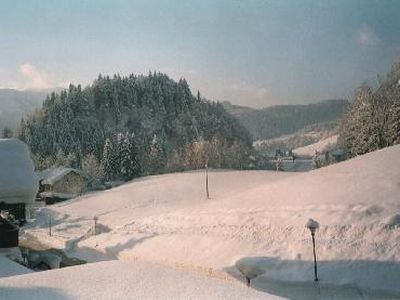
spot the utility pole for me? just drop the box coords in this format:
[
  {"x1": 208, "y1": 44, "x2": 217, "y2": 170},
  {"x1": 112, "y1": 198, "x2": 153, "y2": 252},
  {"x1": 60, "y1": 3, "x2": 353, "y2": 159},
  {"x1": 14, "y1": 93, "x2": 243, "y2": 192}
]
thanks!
[
  {"x1": 94, "y1": 216, "x2": 98, "y2": 247},
  {"x1": 205, "y1": 163, "x2": 209, "y2": 199},
  {"x1": 48, "y1": 213, "x2": 52, "y2": 237}
]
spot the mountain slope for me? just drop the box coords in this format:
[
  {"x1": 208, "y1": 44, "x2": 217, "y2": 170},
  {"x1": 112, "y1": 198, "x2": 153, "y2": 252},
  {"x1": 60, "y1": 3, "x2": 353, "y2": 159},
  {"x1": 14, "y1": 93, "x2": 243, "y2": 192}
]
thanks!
[
  {"x1": 224, "y1": 99, "x2": 349, "y2": 140},
  {"x1": 0, "y1": 89, "x2": 47, "y2": 132}
]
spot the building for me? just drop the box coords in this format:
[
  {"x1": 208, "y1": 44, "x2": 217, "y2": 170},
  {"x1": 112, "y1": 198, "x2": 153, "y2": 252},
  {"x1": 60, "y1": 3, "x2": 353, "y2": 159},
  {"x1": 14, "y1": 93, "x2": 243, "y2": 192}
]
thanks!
[
  {"x1": 0, "y1": 139, "x2": 38, "y2": 248},
  {"x1": 37, "y1": 167, "x2": 88, "y2": 204},
  {"x1": 331, "y1": 149, "x2": 345, "y2": 162}
]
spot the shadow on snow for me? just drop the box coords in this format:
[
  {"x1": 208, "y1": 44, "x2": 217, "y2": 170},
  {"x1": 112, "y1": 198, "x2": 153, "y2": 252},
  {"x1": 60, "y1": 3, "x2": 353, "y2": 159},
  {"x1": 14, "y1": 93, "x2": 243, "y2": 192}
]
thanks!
[{"x1": 226, "y1": 256, "x2": 400, "y2": 299}]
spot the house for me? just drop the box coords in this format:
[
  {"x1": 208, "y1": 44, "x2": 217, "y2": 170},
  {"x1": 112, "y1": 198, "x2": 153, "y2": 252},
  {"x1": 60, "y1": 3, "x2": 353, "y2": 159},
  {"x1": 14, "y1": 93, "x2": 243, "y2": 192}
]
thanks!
[
  {"x1": 37, "y1": 167, "x2": 88, "y2": 204},
  {"x1": 331, "y1": 149, "x2": 345, "y2": 162},
  {"x1": 0, "y1": 139, "x2": 38, "y2": 248}
]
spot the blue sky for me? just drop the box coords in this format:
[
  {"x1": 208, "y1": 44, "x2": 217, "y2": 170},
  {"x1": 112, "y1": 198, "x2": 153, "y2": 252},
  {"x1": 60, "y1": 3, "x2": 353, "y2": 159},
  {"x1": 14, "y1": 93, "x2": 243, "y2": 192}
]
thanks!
[{"x1": 1, "y1": 0, "x2": 399, "y2": 108}]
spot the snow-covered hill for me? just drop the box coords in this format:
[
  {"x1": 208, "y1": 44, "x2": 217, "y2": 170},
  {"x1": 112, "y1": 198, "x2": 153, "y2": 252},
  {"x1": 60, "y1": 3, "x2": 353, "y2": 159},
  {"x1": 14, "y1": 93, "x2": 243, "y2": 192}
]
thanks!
[
  {"x1": 20, "y1": 145, "x2": 400, "y2": 298},
  {"x1": 293, "y1": 134, "x2": 338, "y2": 156}
]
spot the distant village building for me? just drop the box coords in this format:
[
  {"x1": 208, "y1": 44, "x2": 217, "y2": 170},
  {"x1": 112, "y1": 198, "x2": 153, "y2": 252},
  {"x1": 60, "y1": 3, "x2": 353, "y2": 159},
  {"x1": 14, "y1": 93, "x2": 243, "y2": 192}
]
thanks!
[
  {"x1": 37, "y1": 167, "x2": 88, "y2": 204},
  {"x1": 0, "y1": 139, "x2": 38, "y2": 248},
  {"x1": 331, "y1": 149, "x2": 345, "y2": 162}
]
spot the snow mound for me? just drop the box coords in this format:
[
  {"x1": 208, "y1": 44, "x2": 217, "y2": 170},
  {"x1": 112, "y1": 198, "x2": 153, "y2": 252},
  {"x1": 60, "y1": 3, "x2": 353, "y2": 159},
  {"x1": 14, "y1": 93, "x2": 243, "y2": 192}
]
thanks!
[
  {"x1": 0, "y1": 260, "x2": 277, "y2": 299},
  {"x1": 293, "y1": 135, "x2": 338, "y2": 156},
  {"x1": 382, "y1": 213, "x2": 400, "y2": 228},
  {"x1": 0, "y1": 139, "x2": 38, "y2": 204}
]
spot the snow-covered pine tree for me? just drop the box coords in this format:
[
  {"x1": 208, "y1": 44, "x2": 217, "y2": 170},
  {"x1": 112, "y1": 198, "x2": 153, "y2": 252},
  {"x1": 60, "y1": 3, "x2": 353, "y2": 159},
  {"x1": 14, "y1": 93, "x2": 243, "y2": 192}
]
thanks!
[
  {"x1": 2, "y1": 127, "x2": 13, "y2": 138},
  {"x1": 119, "y1": 132, "x2": 139, "y2": 181},
  {"x1": 389, "y1": 100, "x2": 400, "y2": 144},
  {"x1": 101, "y1": 138, "x2": 118, "y2": 181},
  {"x1": 149, "y1": 134, "x2": 167, "y2": 173},
  {"x1": 54, "y1": 148, "x2": 67, "y2": 167},
  {"x1": 312, "y1": 150, "x2": 322, "y2": 169},
  {"x1": 386, "y1": 83, "x2": 400, "y2": 145},
  {"x1": 275, "y1": 155, "x2": 283, "y2": 171},
  {"x1": 341, "y1": 85, "x2": 380, "y2": 157}
]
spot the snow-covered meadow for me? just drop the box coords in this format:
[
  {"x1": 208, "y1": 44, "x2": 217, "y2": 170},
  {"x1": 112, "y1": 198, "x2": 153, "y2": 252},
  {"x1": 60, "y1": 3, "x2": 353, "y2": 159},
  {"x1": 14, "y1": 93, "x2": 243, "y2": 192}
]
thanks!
[
  {"x1": 293, "y1": 134, "x2": 338, "y2": 157},
  {"x1": 3, "y1": 144, "x2": 400, "y2": 298}
]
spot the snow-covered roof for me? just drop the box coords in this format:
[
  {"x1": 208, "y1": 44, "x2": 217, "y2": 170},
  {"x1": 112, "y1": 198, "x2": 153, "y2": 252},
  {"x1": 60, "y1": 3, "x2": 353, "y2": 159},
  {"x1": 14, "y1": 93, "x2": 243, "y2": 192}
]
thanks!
[
  {"x1": 37, "y1": 167, "x2": 84, "y2": 185},
  {"x1": 331, "y1": 148, "x2": 344, "y2": 156},
  {"x1": 0, "y1": 139, "x2": 38, "y2": 204},
  {"x1": 0, "y1": 256, "x2": 33, "y2": 278},
  {"x1": 39, "y1": 192, "x2": 77, "y2": 199}
]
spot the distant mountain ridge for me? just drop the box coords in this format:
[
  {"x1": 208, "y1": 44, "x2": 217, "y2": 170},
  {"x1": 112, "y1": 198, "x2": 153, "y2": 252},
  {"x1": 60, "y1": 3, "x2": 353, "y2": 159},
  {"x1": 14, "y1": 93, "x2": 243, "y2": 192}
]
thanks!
[
  {"x1": 223, "y1": 99, "x2": 349, "y2": 140},
  {"x1": 0, "y1": 89, "x2": 50, "y2": 132}
]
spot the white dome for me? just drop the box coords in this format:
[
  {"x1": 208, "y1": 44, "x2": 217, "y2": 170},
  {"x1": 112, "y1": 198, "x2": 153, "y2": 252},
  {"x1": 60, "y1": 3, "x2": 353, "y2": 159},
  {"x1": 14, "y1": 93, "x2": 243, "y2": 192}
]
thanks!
[{"x1": 0, "y1": 139, "x2": 38, "y2": 204}]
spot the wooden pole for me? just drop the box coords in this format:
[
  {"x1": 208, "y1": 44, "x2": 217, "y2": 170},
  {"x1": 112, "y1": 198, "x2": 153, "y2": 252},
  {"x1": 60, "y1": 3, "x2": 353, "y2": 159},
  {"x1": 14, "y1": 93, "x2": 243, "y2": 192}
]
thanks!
[
  {"x1": 94, "y1": 216, "x2": 98, "y2": 247},
  {"x1": 205, "y1": 163, "x2": 209, "y2": 199},
  {"x1": 48, "y1": 213, "x2": 52, "y2": 237}
]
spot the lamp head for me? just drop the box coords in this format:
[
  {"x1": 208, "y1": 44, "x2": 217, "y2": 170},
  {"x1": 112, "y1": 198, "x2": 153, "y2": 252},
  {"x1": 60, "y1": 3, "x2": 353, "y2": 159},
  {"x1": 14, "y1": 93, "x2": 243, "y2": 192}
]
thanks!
[{"x1": 306, "y1": 218, "x2": 319, "y2": 234}]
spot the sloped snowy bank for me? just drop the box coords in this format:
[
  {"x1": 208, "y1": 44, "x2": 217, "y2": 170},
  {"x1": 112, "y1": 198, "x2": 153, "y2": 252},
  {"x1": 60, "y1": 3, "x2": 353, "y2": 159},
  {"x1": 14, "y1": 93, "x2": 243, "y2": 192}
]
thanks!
[{"x1": 22, "y1": 145, "x2": 400, "y2": 298}]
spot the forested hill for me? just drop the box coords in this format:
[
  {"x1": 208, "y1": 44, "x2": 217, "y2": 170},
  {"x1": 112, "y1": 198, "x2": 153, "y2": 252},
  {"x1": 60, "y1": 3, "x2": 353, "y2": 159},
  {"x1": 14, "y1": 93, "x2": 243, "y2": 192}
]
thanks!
[
  {"x1": 223, "y1": 99, "x2": 349, "y2": 140},
  {"x1": 18, "y1": 73, "x2": 256, "y2": 180}
]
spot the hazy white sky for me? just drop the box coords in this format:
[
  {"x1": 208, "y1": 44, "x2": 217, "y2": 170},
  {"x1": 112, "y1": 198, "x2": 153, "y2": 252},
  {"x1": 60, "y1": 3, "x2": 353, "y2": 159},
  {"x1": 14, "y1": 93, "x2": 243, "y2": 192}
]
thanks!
[{"x1": 0, "y1": 0, "x2": 399, "y2": 108}]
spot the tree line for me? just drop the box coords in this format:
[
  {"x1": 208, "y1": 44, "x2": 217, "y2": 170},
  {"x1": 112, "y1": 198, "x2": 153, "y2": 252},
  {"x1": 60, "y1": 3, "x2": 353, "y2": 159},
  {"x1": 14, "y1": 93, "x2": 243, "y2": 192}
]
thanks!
[
  {"x1": 18, "y1": 72, "x2": 263, "y2": 182},
  {"x1": 340, "y1": 62, "x2": 400, "y2": 157}
]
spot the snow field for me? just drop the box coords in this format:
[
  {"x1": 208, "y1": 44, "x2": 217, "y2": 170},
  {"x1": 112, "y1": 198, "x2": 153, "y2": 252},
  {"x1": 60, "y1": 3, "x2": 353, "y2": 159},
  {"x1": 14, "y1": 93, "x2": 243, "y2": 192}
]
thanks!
[{"x1": 21, "y1": 145, "x2": 400, "y2": 298}]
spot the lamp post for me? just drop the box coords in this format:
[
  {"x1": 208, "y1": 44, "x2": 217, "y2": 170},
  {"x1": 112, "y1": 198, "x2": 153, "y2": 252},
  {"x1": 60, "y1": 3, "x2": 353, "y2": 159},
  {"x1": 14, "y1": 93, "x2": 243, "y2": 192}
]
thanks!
[{"x1": 306, "y1": 218, "x2": 319, "y2": 282}]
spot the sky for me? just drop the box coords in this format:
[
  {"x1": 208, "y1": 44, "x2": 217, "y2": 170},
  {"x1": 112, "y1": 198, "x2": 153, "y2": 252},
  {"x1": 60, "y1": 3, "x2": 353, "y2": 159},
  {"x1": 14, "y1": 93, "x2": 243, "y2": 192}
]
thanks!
[{"x1": 0, "y1": 0, "x2": 399, "y2": 108}]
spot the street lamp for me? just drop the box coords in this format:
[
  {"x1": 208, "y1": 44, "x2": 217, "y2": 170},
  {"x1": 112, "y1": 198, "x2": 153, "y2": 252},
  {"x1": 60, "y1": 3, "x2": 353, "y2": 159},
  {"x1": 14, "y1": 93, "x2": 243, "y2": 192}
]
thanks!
[{"x1": 306, "y1": 218, "x2": 319, "y2": 282}]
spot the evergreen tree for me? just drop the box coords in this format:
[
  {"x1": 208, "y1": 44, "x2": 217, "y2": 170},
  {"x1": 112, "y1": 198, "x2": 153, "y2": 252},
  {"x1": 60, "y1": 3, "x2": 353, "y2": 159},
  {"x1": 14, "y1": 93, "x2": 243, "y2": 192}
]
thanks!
[
  {"x1": 148, "y1": 134, "x2": 167, "y2": 173},
  {"x1": 2, "y1": 127, "x2": 13, "y2": 138},
  {"x1": 101, "y1": 138, "x2": 118, "y2": 181},
  {"x1": 18, "y1": 72, "x2": 255, "y2": 175},
  {"x1": 388, "y1": 99, "x2": 400, "y2": 144},
  {"x1": 312, "y1": 150, "x2": 322, "y2": 169},
  {"x1": 341, "y1": 86, "x2": 381, "y2": 157},
  {"x1": 119, "y1": 133, "x2": 139, "y2": 181}
]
